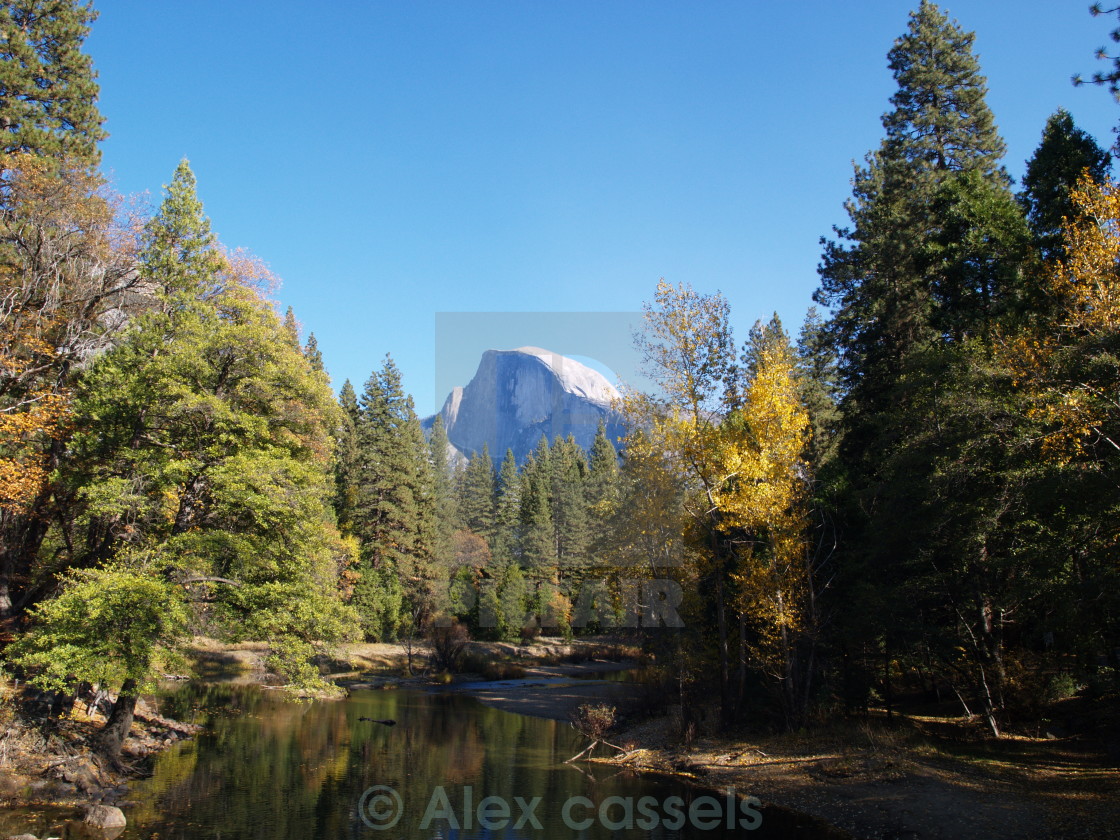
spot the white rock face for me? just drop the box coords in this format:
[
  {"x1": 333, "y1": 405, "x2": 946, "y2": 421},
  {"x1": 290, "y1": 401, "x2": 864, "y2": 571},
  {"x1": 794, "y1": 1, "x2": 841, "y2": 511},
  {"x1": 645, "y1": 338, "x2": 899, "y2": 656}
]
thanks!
[{"x1": 425, "y1": 347, "x2": 626, "y2": 462}]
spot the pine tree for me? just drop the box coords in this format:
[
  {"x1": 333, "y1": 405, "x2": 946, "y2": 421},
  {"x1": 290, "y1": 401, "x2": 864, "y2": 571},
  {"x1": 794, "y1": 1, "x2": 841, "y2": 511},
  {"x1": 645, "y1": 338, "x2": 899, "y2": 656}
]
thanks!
[
  {"x1": 795, "y1": 307, "x2": 842, "y2": 470},
  {"x1": 282, "y1": 306, "x2": 300, "y2": 349},
  {"x1": 1020, "y1": 109, "x2": 1111, "y2": 261},
  {"x1": 459, "y1": 444, "x2": 495, "y2": 542},
  {"x1": 741, "y1": 313, "x2": 789, "y2": 384},
  {"x1": 427, "y1": 415, "x2": 458, "y2": 570},
  {"x1": 333, "y1": 380, "x2": 361, "y2": 535},
  {"x1": 816, "y1": 1, "x2": 1012, "y2": 399},
  {"x1": 491, "y1": 448, "x2": 521, "y2": 571},
  {"x1": 304, "y1": 332, "x2": 325, "y2": 372},
  {"x1": 585, "y1": 420, "x2": 620, "y2": 564},
  {"x1": 139, "y1": 159, "x2": 226, "y2": 300},
  {"x1": 519, "y1": 437, "x2": 557, "y2": 575},
  {"x1": 0, "y1": 0, "x2": 106, "y2": 167},
  {"x1": 881, "y1": 1, "x2": 1006, "y2": 179},
  {"x1": 352, "y1": 356, "x2": 437, "y2": 639},
  {"x1": 814, "y1": 3, "x2": 1035, "y2": 726},
  {"x1": 586, "y1": 420, "x2": 620, "y2": 509},
  {"x1": 550, "y1": 435, "x2": 590, "y2": 578}
]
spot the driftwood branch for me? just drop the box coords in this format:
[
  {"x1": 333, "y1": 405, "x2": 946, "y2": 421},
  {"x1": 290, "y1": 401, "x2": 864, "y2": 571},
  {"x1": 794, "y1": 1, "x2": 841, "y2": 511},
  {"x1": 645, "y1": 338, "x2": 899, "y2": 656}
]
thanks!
[
  {"x1": 564, "y1": 739, "x2": 629, "y2": 763},
  {"x1": 565, "y1": 740, "x2": 599, "y2": 763}
]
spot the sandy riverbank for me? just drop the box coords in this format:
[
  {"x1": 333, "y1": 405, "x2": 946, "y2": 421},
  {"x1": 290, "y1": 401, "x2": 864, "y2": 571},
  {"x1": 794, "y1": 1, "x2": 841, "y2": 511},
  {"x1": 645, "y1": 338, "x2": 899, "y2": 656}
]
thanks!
[{"x1": 589, "y1": 714, "x2": 1120, "y2": 840}]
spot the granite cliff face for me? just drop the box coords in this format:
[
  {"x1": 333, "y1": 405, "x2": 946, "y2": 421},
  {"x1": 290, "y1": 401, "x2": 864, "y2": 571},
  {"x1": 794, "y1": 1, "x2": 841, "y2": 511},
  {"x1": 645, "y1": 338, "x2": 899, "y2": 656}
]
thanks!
[{"x1": 424, "y1": 347, "x2": 626, "y2": 462}]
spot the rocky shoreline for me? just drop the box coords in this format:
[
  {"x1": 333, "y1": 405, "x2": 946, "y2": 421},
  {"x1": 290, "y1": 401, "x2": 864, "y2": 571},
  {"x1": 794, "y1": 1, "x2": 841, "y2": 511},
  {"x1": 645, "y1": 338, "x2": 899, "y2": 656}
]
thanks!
[{"x1": 0, "y1": 692, "x2": 199, "y2": 839}]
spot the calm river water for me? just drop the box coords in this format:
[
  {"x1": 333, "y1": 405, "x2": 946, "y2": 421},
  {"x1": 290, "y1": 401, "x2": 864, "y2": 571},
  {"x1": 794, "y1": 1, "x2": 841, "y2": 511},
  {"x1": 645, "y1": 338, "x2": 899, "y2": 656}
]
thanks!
[{"x1": 6, "y1": 684, "x2": 844, "y2": 839}]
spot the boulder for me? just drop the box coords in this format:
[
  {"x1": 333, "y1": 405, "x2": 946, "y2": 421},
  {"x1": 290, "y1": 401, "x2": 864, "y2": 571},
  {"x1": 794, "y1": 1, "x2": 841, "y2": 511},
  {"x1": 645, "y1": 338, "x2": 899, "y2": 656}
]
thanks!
[{"x1": 84, "y1": 804, "x2": 127, "y2": 829}]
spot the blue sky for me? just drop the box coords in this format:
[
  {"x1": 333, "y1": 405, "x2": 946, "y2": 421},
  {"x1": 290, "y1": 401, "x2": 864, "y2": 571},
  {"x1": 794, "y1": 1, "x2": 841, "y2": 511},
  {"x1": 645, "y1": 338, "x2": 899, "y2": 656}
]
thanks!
[{"x1": 87, "y1": 1, "x2": 1118, "y2": 415}]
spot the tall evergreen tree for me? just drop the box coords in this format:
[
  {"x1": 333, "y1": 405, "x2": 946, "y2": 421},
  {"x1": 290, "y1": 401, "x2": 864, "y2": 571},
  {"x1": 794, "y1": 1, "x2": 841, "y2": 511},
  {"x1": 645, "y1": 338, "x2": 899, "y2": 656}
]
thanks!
[
  {"x1": 585, "y1": 419, "x2": 620, "y2": 564},
  {"x1": 795, "y1": 307, "x2": 842, "y2": 470},
  {"x1": 0, "y1": 0, "x2": 106, "y2": 167},
  {"x1": 814, "y1": 2, "x2": 1028, "y2": 721},
  {"x1": 427, "y1": 415, "x2": 458, "y2": 570},
  {"x1": 520, "y1": 437, "x2": 557, "y2": 575},
  {"x1": 304, "y1": 333, "x2": 325, "y2": 373},
  {"x1": 491, "y1": 448, "x2": 521, "y2": 571},
  {"x1": 332, "y1": 380, "x2": 361, "y2": 535},
  {"x1": 550, "y1": 435, "x2": 590, "y2": 578},
  {"x1": 459, "y1": 445, "x2": 495, "y2": 542},
  {"x1": 351, "y1": 356, "x2": 436, "y2": 640},
  {"x1": 282, "y1": 306, "x2": 300, "y2": 349},
  {"x1": 1020, "y1": 109, "x2": 1111, "y2": 262},
  {"x1": 817, "y1": 1, "x2": 1011, "y2": 399},
  {"x1": 815, "y1": 0, "x2": 1019, "y2": 491},
  {"x1": 139, "y1": 159, "x2": 226, "y2": 300}
]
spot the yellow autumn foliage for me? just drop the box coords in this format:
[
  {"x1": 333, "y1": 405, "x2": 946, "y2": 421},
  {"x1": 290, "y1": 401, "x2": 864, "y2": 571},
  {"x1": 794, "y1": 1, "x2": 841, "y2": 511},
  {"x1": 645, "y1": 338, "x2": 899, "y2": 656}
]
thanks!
[
  {"x1": 1005, "y1": 173, "x2": 1120, "y2": 463},
  {"x1": 625, "y1": 280, "x2": 812, "y2": 679}
]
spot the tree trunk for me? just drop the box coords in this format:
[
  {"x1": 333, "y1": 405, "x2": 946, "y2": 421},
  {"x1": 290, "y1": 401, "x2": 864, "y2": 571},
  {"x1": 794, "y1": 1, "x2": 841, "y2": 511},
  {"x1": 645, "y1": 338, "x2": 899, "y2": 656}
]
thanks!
[
  {"x1": 714, "y1": 571, "x2": 732, "y2": 725},
  {"x1": 96, "y1": 679, "x2": 139, "y2": 761},
  {"x1": 883, "y1": 635, "x2": 893, "y2": 721},
  {"x1": 736, "y1": 612, "x2": 747, "y2": 718}
]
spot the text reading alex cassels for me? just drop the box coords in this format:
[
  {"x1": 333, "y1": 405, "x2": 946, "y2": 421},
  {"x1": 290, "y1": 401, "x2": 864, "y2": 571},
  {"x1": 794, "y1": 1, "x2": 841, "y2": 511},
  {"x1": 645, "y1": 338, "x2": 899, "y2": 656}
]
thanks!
[{"x1": 358, "y1": 785, "x2": 764, "y2": 832}]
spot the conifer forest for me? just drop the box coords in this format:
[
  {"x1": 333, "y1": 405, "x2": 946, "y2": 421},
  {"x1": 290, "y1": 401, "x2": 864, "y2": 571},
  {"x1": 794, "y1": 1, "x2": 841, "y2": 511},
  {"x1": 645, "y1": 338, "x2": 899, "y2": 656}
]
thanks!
[{"x1": 2, "y1": 3, "x2": 1120, "y2": 837}]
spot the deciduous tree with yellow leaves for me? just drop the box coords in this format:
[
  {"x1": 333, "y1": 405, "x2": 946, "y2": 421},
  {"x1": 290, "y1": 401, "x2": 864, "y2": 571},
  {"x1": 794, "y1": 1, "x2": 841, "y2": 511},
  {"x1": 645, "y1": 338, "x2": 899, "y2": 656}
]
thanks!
[{"x1": 624, "y1": 280, "x2": 812, "y2": 726}]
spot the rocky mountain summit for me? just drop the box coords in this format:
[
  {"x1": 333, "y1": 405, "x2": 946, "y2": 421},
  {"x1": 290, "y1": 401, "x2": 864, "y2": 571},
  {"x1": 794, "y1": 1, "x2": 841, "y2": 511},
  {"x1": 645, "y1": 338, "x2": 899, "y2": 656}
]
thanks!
[{"x1": 424, "y1": 347, "x2": 627, "y2": 462}]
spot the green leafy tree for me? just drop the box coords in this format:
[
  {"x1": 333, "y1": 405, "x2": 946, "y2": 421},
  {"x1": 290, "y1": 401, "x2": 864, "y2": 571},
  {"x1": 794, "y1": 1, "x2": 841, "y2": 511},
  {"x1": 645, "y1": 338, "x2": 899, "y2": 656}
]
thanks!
[
  {"x1": 497, "y1": 562, "x2": 529, "y2": 641},
  {"x1": 17, "y1": 161, "x2": 356, "y2": 757},
  {"x1": 0, "y1": 0, "x2": 106, "y2": 167},
  {"x1": 12, "y1": 566, "x2": 189, "y2": 755}
]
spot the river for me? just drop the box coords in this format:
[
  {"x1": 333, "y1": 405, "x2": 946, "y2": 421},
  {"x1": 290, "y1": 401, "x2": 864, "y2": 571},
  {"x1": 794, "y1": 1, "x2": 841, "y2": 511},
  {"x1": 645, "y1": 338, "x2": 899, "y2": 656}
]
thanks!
[{"x1": 4, "y1": 683, "x2": 844, "y2": 838}]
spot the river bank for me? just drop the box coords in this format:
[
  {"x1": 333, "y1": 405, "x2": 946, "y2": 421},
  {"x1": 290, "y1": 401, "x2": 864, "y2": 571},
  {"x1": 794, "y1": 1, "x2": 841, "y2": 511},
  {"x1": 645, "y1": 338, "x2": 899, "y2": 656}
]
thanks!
[
  {"x1": 0, "y1": 635, "x2": 632, "y2": 811},
  {"x1": 0, "y1": 689, "x2": 198, "y2": 810},
  {"x1": 591, "y1": 711, "x2": 1120, "y2": 840},
  {"x1": 7, "y1": 638, "x2": 1116, "y2": 840}
]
